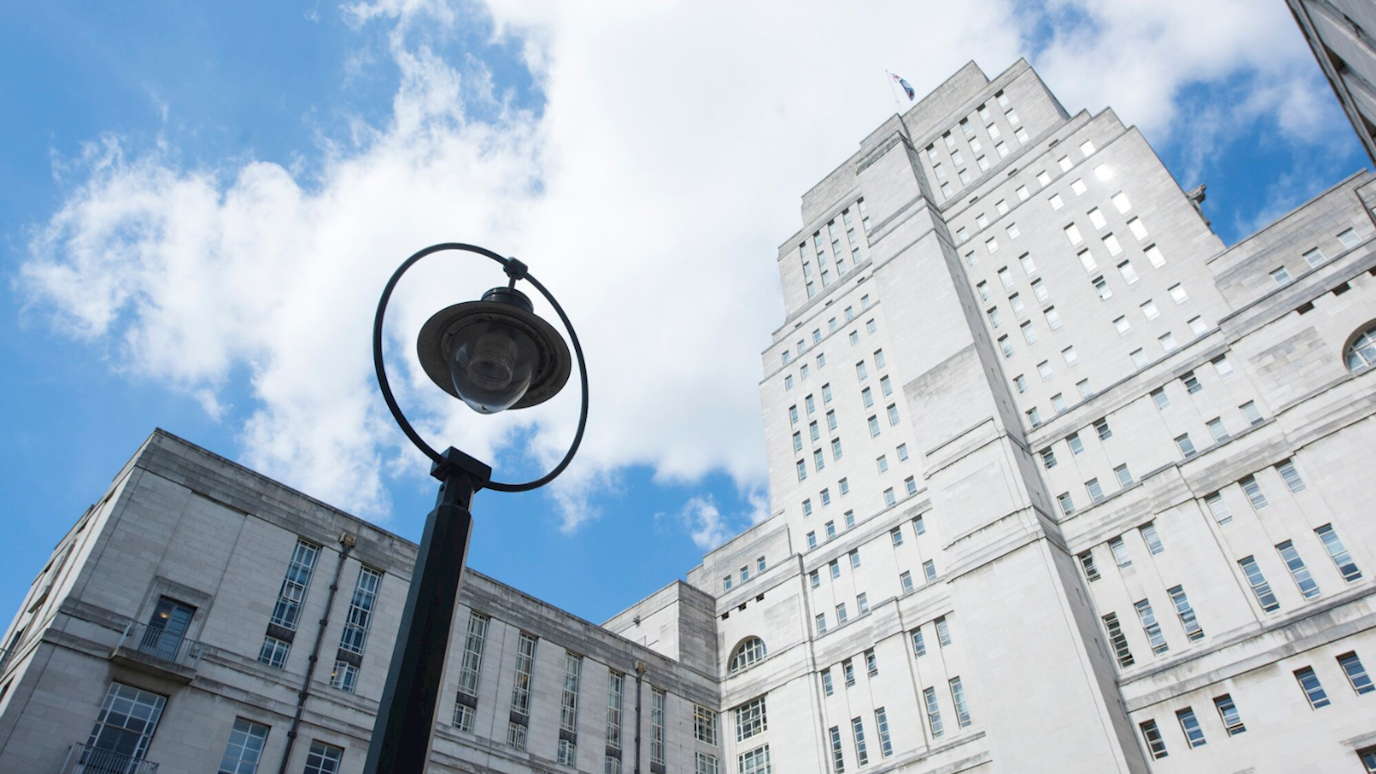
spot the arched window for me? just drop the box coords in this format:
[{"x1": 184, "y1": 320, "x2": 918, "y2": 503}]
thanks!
[
  {"x1": 1347, "y1": 324, "x2": 1376, "y2": 373},
  {"x1": 728, "y1": 637, "x2": 767, "y2": 674}
]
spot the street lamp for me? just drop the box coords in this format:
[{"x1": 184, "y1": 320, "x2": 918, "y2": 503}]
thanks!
[{"x1": 363, "y1": 243, "x2": 588, "y2": 774}]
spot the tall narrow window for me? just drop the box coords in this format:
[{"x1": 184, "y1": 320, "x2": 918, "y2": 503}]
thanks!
[
  {"x1": 1139, "y1": 521, "x2": 1162, "y2": 554},
  {"x1": 949, "y1": 676, "x2": 972, "y2": 727},
  {"x1": 1109, "y1": 537, "x2": 1131, "y2": 568},
  {"x1": 1317, "y1": 525, "x2": 1362, "y2": 582},
  {"x1": 558, "y1": 653, "x2": 582, "y2": 765},
  {"x1": 650, "y1": 688, "x2": 666, "y2": 766},
  {"x1": 262, "y1": 539, "x2": 321, "y2": 667},
  {"x1": 508, "y1": 632, "x2": 537, "y2": 749},
  {"x1": 86, "y1": 683, "x2": 167, "y2": 768},
  {"x1": 607, "y1": 672, "x2": 625, "y2": 767},
  {"x1": 1277, "y1": 459, "x2": 1306, "y2": 493},
  {"x1": 1205, "y1": 493, "x2": 1231, "y2": 525},
  {"x1": 1168, "y1": 586, "x2": 1204, "y2": 641},
  {"x1": 1103, "y1": 613, "x2": 1134, "y2": 667},
  {"x1": 1340, "y1": 652, "x2": 1375, "y2": 695},
  {"x1": 851, "y1": 717, "x2": 869, "y2": 766},
  {"x1": 1079, "y1": 551, "x2": 1100, "y2": 581},
  {"x1": 1135, "y1": 599, "x2": 1168, "y2": 655},
  {"x1": 829, "y1": 727, "x2": 845, "y2": 774},
  {"x1": 1140, "y1": 720, "x2": 1167, "y2": 759},
  {"x1": 735, "y1": 696, "x2": 767, "y2": 741},
  {"x1": 1239, "y1": 557, "x2": 1280, "y2": 612},
  {"x1": 935, "y1": 616, "x2": 952, "y2": 646},
  {"x1": 1176, "y1": 708, "x2": 1206, "y2": 748},
  {"x1": 923, "y1": 687, "x2": 944, "y2": 738},
  {"x1": 338, "y1": 565, "x2": 381, "y2": 655},
  {"x1": 1277, "y1": 540, "x2": 1321, "y2": 598},
  {"x1": 874, "y1": 708, "x2": 893, "y2": 757},
  {"x1": 912, "y1": 629, "x2": 927, "y2": 656},
  {"x1": 1295, "y1": 667, "x2": 1331, "y2": 708},
  {"x1": 453, "y1": 612, "x2": 489, "y2": 730}
]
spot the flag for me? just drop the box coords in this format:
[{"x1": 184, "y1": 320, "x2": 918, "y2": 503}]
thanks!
[{"x1": 892, "y1": 73, "x2": 915, "y2": 101}]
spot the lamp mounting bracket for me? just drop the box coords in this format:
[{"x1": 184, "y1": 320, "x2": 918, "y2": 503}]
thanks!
[{"x1": 503, "y1": 257, "x2": 529, "y2": 286}]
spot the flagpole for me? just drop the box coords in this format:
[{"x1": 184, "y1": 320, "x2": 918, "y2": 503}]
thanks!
[{"x1": 884, "y1": 70, "x2": 900, "y2": 107}]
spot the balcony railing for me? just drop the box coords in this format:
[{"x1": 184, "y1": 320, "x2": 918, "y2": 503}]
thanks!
[
  {"x1": 111, "y1": 622, "x2": 203, "y2": 677},
  {"x1": 59, "y1": 743, "x2": 159, "y2": 774}
]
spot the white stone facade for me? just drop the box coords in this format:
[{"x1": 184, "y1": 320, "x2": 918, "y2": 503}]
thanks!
[
  {"x1": 1288, "y1": 0, "x2": 1376, "y2": 165},
  {"x1": 4, "y1": 58, "x2": 1376, "y2": 774}
]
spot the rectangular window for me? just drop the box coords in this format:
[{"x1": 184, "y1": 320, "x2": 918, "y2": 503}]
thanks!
[
  {"x1": 912, "y1": 629, "x2": 927, "y2": 656},
  {"x1": 1139, "y1": 521, "x2": 1162, "y2": 553},
  {"x1": 560, "y1": 652, "x2": 582, "y2": 742},
  {"x1": 646, "y1": 689, "x2": 666, "y2": 767},
  {"x1": 1168, "y1": 585, "x2": 1204, "y2": 641},
  {"x1": 887, "y1": 404, "x2": 900, "y2": 426},
  {"x1": 1159, "y1": 331, "x2": 1177, "y2": 352},
  {"x1": 1021, "y1": 321, "x2": 1037, "y2": 344},
  {"x1": 271, "y1": 539, "x2": 321, "y2": 631},
  {"x1": 1205, "y1": 493, "x2": 1232, "y2": 525},
  {"x1": 339, "y1": 567, "x2": 381, "y2": 656},
  {"x1": 1271, "y1": 266, "x2": 1292, "y2": 285},
  {"x1": 1019, "y1": 252, "x2": 1035, "y2": 274},
  {"x1": 1064, "y1": 346, "x2": 1080, "y2": 366},
  {"x1": 900, "y1": 571, "x2": 914, "y2": 593},
  {"x1": 884, "y1": 489, "x2": 896, "y2": 507},
  {"x1": 329, "y1": 661, "x2": 358, "y2": 695},
  {"x1": 923, "y1": 687, "x2": 944, "y2": 738},
  {"x1": 1142, "y1": 299, "x2": 1160, "y2": 320},
  {"x1": 868, "y1": 416, "x2": 880, "y2": 437},
  {"x1": 836, "y1": 603, "x2": 848, "y2": 624},
  {"x1": 1051, "y1": 193, "x2": 1065, "y2": 211},
  {"x1": 936, "y1": 616, "x2": 952, "y2": 646},
  {"x1": 1045, "y1": 306, "x2": 1062, "y2": 330},
  {"x1": 1113, "y1": 191, "x2": 1131, "y2": 213},
  {"x1": 1070, "y1": 177, "x2": 1086, "y2": 194},
  {"x1": 1176, "y1": 434, "x2": 1197, "y2": 459},
  {"x1": 1131, "y1": 348, "x2": 1149, "y2": 369},
  {"x1": 694, "y1": 752, "x2": 718, "y2": 774},
  {"x1": 1176, "y1": 708, "x2": 1206, "y2": 748},
  {"x1": 304, "y1": 741, "x2": 344, "y2": 774},
  {"x1": 827, "y1": 410, "x2": 837, "y2": 431},
  {"x1": 822, "y1": 668, "x2": 834, "y2": 696},
  {"x1": 1241, "y1": 475, "x2": 1267, "y2": 509},
  {"x1": 607, "y1": 672, "x2": 625, "y2": 754},
  {"x1": 1067, "y1": 432, "x2": 1083, "y2": 454},
  {"x1": 1145, "y1": 243, "x2": 1165, "y2": 267},
  {"x1": 1065, "y1": 223, "x2": 1083, "y2": 245},
  {"x1": 923, "y1": 559, "x2": 937, "y2": 582},
  {"x1": 1241, "y1": 401, "x2": 1263, "y2": 425},
  {"x1": 1140, "y1": 720, "x2": 1167, "y2": 759},
  {"x1": 510, "y1": 632, "x2": 538, "y2": 719},
  {"x1": 1152, "y1": 388, "x2": 1169, "y2": 410},
  {"x1": 1296, "y1": 667, "x2": 1330, "y2": 708},
  {"x1": 1277, "y1": 540, "x2": 1321, "y2": 598},
  {"x1": 1086, "y1": 478, "x2": 1104, "y2": 503},
  {"x1": 1115, "y1": 464, "x2": 1134, "y2": 489},
  {"x1": 851, "y1": 717, "x2": 869, "y2": 766},
  {"x1": 1039, "y1": 360, "x2": 1053, "y2": 381},
  {"x1": 1317, "y1": 524, "x2": 1362, "y2": 582},
  {"x1": 1214, "y1": 694, "x2": 1246, "y2": 735},
  {"x1": 1207, "y1": 417, "x2": 1229, "y2": 443},
  {"x1": 693, "y1": 702, "x2": 716, "y2": 745},
  {"x1": 1079, "y1": 550, "x2": 1100, "y2": 580},
  {"x1": 1014, "y1": 374, "x2": 1027, "y2": 393},
  {"x1": 1189, "y1": 316, "x2": 1208, "y2": 337},
  {"x1": 1339, "y1": 228, "x2": 1361, "y2": 248},
  {"x1": 220, "y1": 717, "x2": 270, "y2": 774},
  {"x1": 849, "y1": 549, "x2": 861, "y2": 569},
  {"x1": 950, "y1": 676, "x2": 972, "y2": 727},
  {"x1": 843, "y1": 658, "x2": 855, "y2": 685},
  {"x1": 816, "y1": 613, "x2": 827, "y2": 633},
  {"x1": 913, "y1": 514, "x2": 925, "y2": 535},
  {"x1": 1103, "y1": 613, "x2": 1134, "y2": 667},
  {"x1": 1041, "y1": 448, "x2": 1057, "y2": 469},
  {"x1": 1135, "y1": 599, "x2": 1167, "y2": 654},
  {"x1": 1027, "y1": 407, "x2": 1042, "y2": 428},
  {"x1": 259, "y1": 636, "x2": 290, "y2": 669},
  {"x1": 880, "y1": 375, "x2": 892, "y2": 397},
  {"x1": 806, "y1": 532, "x2": 817, "y2": 550},
  {"x1": 1093, "y1": 418, "x2": 1111, "y2": 439},
  {"x1": 456, "y1": 613, "x2": 489, "y2": 708},
  {"x1": 1169, "y1": 283, "x2": 1189, "y2": 304},
  {"x1": 1277, "y1": 459, "x2": 1306, "y2": 493},
  {"x1": 1340, "y1": 652, "x2": 1375, "y2": 695},
  {"x1": 1239, "y1": 557, "x2": 1280, "y2": 612},
  {"x1": 1088, "y1": 207, "x2": 1107, "y2": 229},
  {"x1": 829, "y1": 726, "x2": 845, "y2": 773},
  {"x1": 1057, "y1": 493, "x2": 1075, "y2": 516}
]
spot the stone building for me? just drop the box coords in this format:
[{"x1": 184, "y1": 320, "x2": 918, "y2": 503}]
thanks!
[
  {"x1": 1288, "y1": 0, "x2": 1376, "y2": 164},
  {"x1": 4, "y1": 58, "x2": 1376, "y2": 774}
]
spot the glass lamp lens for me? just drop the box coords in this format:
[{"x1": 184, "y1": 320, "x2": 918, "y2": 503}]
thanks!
[{"x1": 449, "y1": 319, "x2": 539, "y2": 413}]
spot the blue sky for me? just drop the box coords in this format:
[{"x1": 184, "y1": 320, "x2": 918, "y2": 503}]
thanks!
[{"x1": 1, "y1": 0, "x2": 1367, "y2": 625}]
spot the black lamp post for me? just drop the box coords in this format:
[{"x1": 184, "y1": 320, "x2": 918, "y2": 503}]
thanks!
[{"x1": 363, "y1": 243, "x2": 588, "y2": 774}]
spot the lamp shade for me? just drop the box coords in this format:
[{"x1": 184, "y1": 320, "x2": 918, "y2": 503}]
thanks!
[{"x1": 417, "y1": 287, "x2": 572, "y2": 414}]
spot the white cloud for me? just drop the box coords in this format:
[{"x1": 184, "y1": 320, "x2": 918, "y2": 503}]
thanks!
[{"x1": 16, "y1": 0, "x2": 1351, "y2": 537}]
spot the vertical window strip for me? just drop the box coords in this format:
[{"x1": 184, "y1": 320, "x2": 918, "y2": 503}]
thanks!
[
  {"x1": 271, "y1": 539, "x2": 321, "y2": 630},
  {"x1": 950, "y1": 676, "x2": 972, "y2": 727},
  {"x1": 1317, "y1": 525, "x2": 1362, "y2": 582},
  {"x1": 874, "y1": 707, "x2": 893, "y2": 757},
  {"x1": 851, "y1": 717, "x2": 869, "y2": 766},
  {"x1": 650, "y1": 688, "x2": 667, "y2": 765},
  {"x1": 607, "y1": 672, "x2": 624, "y2": 754},
  {"x1": 1103, "y1": 613, "x2": 1134, "y2": 667},
  {"x1": 829, "y1": 726, "x2": 845, "y2": 773},
  {"x1": 923, "y1": 687, "x2": 944, "y2": 738},
  {"x1": 338, "y1": 566, "x2": 382, "y2": 655},
  {"x1": 1239, "y1": 557, "x2": 1280, "y2": 612},
  {"x1": 1167, "y1": 586, "x2": 1204, "y2": 641},
  {"x1": 1277, "y1": 540, "x2": 1321, "y2": 598},
  {"x1": 1134, "y1": 600, "x2": 1168, "y2": 655}
]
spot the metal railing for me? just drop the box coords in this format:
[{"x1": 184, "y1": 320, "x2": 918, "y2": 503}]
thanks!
[
  {"x1": 59, "y1": 743, "x2": 160, "y2": 774},
  {"x1": 113, "y1": 622, "x2": 203, "y2": 671}
]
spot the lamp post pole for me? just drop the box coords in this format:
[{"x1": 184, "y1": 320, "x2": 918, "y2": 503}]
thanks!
[{"x1": 362, "y1": 244, "x2": 587, "y2": 774}]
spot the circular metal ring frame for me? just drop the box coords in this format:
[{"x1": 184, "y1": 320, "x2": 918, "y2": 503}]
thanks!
[{"x1": 372, "y1": 243, "x2": 589, "y2": 493}]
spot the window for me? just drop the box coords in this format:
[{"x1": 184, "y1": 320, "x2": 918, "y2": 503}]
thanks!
[
  {"x1": 695, "y1": 753, "x2": 718, "y2": 774},
  {"x1": 801, "y1": 500, "x2": 812, "y2": 518},
  {"x1": 828, "y1": 727, "x2": 844, "y2": 774},
  {"x1": 1239, "y1": 556, "x2": 1280, "y2": 612},
  {"x1": 304, "y1": 742, "x2": 344, "y2": 774},
  {"x1": 1032, "y1": 278, "x2": 1049, "y2": 301},
  {"x1": 1176, "y1": 708, "x2": 1206, "y2": 748},
  {"x1": 900, "y1": 571, "x2": 914, "y2": 593},
  {"x1": 1045, "y1": 306, "x2": 1062, "y2": 330},
  {"x1": 906, "y1": 476, "x2": 918, "y2": 496},
  {"x1": 826, "y1": 521, "x2": 837, "y2": 540},
  {"x1": 1057, "y1": 492, "x2": 1076, "y2": 516},
  {"x1": 996, "y1": 141, "x2": 1009, "y2": 157},
  {"x1": 849, "y1": 331, "x2": 859, "y2": 345},
  {"x1": 1026, "y1": 407, "x2": 1042, "y2": 428},
  {"x1": 1130, "y1": 348, "x2": 1148, "y2": 370},
  {"x1": 1278, "y1": 540, "x2": 1321, "y2": 598},
  {"x1": 856, "y1": 361, "x2": 868, "y2": 381},
  {"x1": 1112, "y1": 191, "x2": 1131, "y2": 213},
  {"x1": 839, "y1": 478, "x2": 849, "y2": 495},
  {"x1": 797, "y1": 460, "x2": 807, "y2": 482},
  {"x1": 1086, "y1": 478, "x2": 1104, "y2": 502},
  {"x1": 607, "y1": 673, "x2": 625, "y2": 757},
  {"x1": 1021, "y1": 321, "x2": 1037, "y2": 344},
  {"x1": 1079, "y1": 550, "x2": 1099, "y2": 580},
  {"x1": 1009, "y1": 222, "x2": 1022, "y2": 240},
  {"x1": 1241, "y1": 475, "x2": 1267, "y2": 509},
  {"x1": 912, "y1": 629, "x2": 927, "y2": 656},
  {"x1": 559, "y1": 654, "x2": 582, "y2": 762},
  {"x1": 1109, "y1": 537, "x2": 1131, "y2": 568},
  {"x1": 1038, "y1": 360, "x2": 1053, "y2": 381},
  {"x1": 454, "y1": 613, "x2": 489, "y2": 714},
  {"x1": 1141, "y1": 299, "x2": 1160, "y2": 320},
  {"x1": 831, "y1": 438, "x2": 843, "y2": 460},
  {"x1": 1064, "y1": 223, "x2": 1083, "y2": 245},
  {"x1": 884, "y1": 488, "x2": 897, "y2": 507},
  {"x1": 1273, "y1": 459, "x2": 1305, "y2": 493},
  {"x1": 1340, "y1": 652, "x2": 1375, "y2": 695},
  {"x1": 1296, "y1": 667, "x2": 1330, "y2": 708},
  {"x1": 913, "y1": 514, "x2": 926, "y2": 535},
  {"x1": 1103, "y1": 613, "x2": 1134, "y2": 667},
  {"x1": 1339, "y1": 228, "x2": 1361, "y2": 248},
  {"x1": 1140, "y1": 720, "x2": 1167, "y2": 759},
  {"x1": 936, "y1": 616, "x2": 952, "y2": 646},
  {"x1": 880, "y1": 375, "x2": 892, "y2": 397},
  {"x1": 649, "y1": 688, "x2": 666, "y2": 766},
  {"x1": 1151, "y1": 388, "x2": 1169, "y2": 410},
  {"x1": 1088, "y1": 207, "x2": 1106, "y2": 229},
  {"x1": 873, "y1": 708, "x2": 894, "y2": 758},
  {"x1": 735, "y1": 695, "x2": 767, "y2": 742},
  {"x1": 1016, "y1": 184, "x2": 1029, "y2": 201},
  {"x1": 1058, "y1": 155, "x2": 1073, "y2": 172},
  {"x1": 816, "y1": 613, "x2": 827, "y2": 633},
  {"x1": 1241, "y1": 401, "x2": 1263, "y2": 426},
  {"x1": 1168, "y1": 284, "x2": 1189, "y2": 304},
  {"x1": 510, "y1": 632, "x2": 538, "y2": 725},
  {"x1": 1041, "y1": 447, "x2": 1057, "y2": 469},
  {"x1": 259, "y1": 636, "x2": 290, "y2": 669},
  {"x1": 730, "y1": 637, "x2": 767, "y2": 674},
  {"x1": 1188, "y1": 316, "x2": 1208, "y2": 337},
  {"x1": 1106, "y1": 236, "x2": 1125, "y2": 259},
  {"x1": 1067, "y1": 432, "x2": 1084, "y2": 454},
  {"x1": 1013, "y1": 374, "x2": 1027, "y2": 393},
  {"x1": 809, "y1": 569, "x2": 820, "y2": 589},
  {"x1": 270, "y1": 539, "x2": 321, "y2": 632},
  {"x1": 1078, "y1": 377, "x2": 1092, "y2": 397},
  {"x1": 1128, "y1": 217, "x2": 1149, "y2": 241},
  {"x1": 1145, "y1": 243, "x2": 1165, "y2": 267},
  {"x1": 1271, "y1": 266, "x2": 1292, "y2": 285},
  {"x1": 1214, "y1": 694, "x2": 1245, "y2": 735},
  {"x1": 923, "y1": 559, "x2": 937, "y2": 582},
  {"x1": 827, "y1": 410, "x2": 837, "y2": 431},
  {"x1": 1092, "y1": 417, "x2": 1110, "y2": 439},
  {"x1": 986, "y1": 236, "x2": 999, "y2": 254},
  {"x1": 923, "y1": 688, "x2": 944, "y2": 738},
  {"x1": 1207, "y1": 417, "x2": 1229, "y2": 443},
  {"x1": 1317, "y1": 524, "x2": 1362, "y2": 582},
  {"x1": 950, "y1": 677, "x2": 972, "y2": 728},
  {"x1": 789, "y1": 405, "x2": 798, "y2": 425},
  {"x1": 1037, "y1": 170, "x2": 1050, "y2": 186},
  {"x1": 843, "y1": 658, "x2": 855, "y2": 684},
  {"x1": 1159, "y1": 332, "x2": 1177, "y2": 352},
  {"x1": 1050, "y1": 193, "x2": 1064, "y2": 210},
  {"x1": 865, "y1": 648, "x2": 878, "y2": 676},
  {"x1": 1008, "y1": 293, "x2": 1026, "y2": 317},
  {"x1": 1349, "y1": 324, "x2": 1376, "y2": 372},
  {"x1": 793, "y1": 432, "x2": 801, "y2": 454},
  {"x1": 829, "y1": 559, "x2": 840, "y2": 579},
  {"x1": 219, "y1": 718, "x2": 270, "y2": 774},
  {"x1": 1182, "y1": 371, "x2": 1201, "y2": 393},
  {"x1": 844, "y1": 510, "x2": 855, "y2": 528},
  {"x1": 1139, "y1": 521, "x2": 1161, "y2": 553},
  {"x1": 1168, "y1": 586, "x2": 1204, "y2": 641},
  {"x1": 1175, "y1": 434, "x2": 1196, "y2": 459},
  {"x1": 813, "y1": 448, "x2": 825, "y2": 472},
  {"x1": 693, "y1": 703, "x2": 717, "y2": 746},
  {"x1": 1093, "y1": 276, "x2": 1111, "y2": 300},
  {"x1": 738, "y1": 745, "x2": 771, "y2": 774}
]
